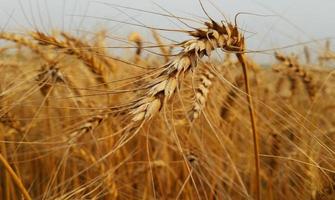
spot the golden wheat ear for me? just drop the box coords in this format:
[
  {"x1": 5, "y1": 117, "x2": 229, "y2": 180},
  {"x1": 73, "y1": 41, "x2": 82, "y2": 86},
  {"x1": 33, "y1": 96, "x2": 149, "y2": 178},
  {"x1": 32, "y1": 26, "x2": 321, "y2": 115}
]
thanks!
[
  {"x1": 0, "y1": 32, "x2": 52, "y2": 63},
  {"x1": 274, "y1": 51, "x2": 316, "y2": 100},
  {"x1": 128, "y1": 32, "x2": 143, "y2": 64},
  {"x1": 151, "y1": 30, "x2": 170, "y2": 63},
  {"x1": 189, "y1": 63, "x2": 215, "y2": 122},
  {"x1": 130, "y1": 20, "x2": 246, "y2": 123},
  {"x1": 30, "y1": 31, "x2": 111, "y2": 85}
]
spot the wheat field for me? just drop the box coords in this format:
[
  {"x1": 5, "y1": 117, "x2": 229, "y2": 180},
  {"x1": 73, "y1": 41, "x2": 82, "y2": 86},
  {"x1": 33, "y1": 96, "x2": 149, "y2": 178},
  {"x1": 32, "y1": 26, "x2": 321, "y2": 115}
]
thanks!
[{"x1": 0, "y1": 1, "x2": 335, "y2": 200}]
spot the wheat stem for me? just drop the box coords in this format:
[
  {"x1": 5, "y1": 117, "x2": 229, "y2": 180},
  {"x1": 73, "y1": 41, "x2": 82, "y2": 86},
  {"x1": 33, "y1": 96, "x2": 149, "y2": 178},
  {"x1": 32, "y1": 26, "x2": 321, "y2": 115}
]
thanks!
[
  {"x1": 0, "y1": 153, "x2": 32, "y2": 200},
  {"x1": 237, "y1": 53, "x2": 261, "y2": 200}
]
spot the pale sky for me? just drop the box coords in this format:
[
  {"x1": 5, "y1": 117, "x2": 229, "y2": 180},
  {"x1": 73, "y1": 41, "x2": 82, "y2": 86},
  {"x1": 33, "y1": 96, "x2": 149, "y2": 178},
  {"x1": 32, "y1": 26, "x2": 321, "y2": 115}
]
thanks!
[{"x1": 0, "y1": 0, "x2": 334, "y2": 62}]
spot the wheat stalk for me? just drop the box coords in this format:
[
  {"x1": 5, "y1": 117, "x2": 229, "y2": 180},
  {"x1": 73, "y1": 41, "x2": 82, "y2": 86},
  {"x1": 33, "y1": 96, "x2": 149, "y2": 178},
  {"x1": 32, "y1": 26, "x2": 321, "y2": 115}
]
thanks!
[
  {"x1": 0, "y1": 153, "x2": 32, "y2": 200},
  {"x1": 220, "y1": 74, "x2": 244, "y2": 120},
  {"x1": 237, "y1": 53, "x2": 261, "y2": 200}
]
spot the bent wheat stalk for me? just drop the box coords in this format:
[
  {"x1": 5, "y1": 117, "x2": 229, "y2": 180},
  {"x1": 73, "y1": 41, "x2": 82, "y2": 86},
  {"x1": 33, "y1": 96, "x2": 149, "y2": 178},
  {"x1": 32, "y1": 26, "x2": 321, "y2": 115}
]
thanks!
[{"x1": 237, "y1": 53, "x2": 261, "y2": 200}]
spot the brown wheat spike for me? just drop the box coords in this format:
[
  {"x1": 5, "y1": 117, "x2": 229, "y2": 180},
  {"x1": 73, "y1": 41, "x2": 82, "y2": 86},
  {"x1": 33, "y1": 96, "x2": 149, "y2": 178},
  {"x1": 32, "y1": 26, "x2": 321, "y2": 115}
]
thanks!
[
  {"x1": 36, "y1": 63, "x2": 66, "y2": 97},
  {"x1": 30, "y1": 31, "x2": 109, "y2": 84},
  {"x1": 94, "y1": 29, "x2": 108, "y2": 55},
  {"x1": 67, "y1": 113, "x2": 108, "y2": 144},
  {"x1": 0, "y1": 32, "x2": 52, "y2": 63},
  {"x1": 189, "y1": 64, "x2": 214, "y2": 121},
  {"x1": 151, "y1": 30, "x2": 169, "y2": 62},
  {"x1": 128, "y1": 32, "x2": 143, "y2": 65},
  {"x1": 274, "y1": 52, "x2": 316, "y2": 99},
  {"x1": 66, "y1": 102, "x2": 131, "y2": 144},
  {"x1": 0, "y1": 112, "x2": 26, "y2": 133},
  {"x1": 128, "y1": 32, "x2": 143, "y2": 56},
  {"x1": 60, "y1": 32, "x2": 115, "y2": 72},
  {"x1": 130, "y1": 20, "x2": 245, "y2": 122}
]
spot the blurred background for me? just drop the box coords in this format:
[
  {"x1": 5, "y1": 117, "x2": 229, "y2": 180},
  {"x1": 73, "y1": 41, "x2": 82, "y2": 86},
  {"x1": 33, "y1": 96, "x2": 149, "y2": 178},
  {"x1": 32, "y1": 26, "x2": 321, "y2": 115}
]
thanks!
[{"x1": 0, "y1": 0, "x2": 334, "y2": 63}]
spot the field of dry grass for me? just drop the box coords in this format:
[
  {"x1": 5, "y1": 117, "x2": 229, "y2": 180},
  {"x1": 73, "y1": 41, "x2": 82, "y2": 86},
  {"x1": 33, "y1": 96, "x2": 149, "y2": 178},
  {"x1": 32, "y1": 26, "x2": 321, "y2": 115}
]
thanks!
[{"x1": 0, "y1": 3, "x2": 335, "y2": 200}]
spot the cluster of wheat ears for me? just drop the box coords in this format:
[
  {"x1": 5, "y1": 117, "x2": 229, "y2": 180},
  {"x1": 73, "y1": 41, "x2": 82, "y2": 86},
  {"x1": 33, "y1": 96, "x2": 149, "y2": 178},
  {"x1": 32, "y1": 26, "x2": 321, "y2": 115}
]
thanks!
[{"x1": 0, "y1": 3, "x2": 335, "y2": 200}]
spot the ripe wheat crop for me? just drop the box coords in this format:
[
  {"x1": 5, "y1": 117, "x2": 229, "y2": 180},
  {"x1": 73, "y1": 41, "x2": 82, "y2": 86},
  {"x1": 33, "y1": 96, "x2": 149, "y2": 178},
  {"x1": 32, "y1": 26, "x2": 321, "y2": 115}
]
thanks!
[{"x1": 0, "y1": 1, "x2": 335, "y2": 200}]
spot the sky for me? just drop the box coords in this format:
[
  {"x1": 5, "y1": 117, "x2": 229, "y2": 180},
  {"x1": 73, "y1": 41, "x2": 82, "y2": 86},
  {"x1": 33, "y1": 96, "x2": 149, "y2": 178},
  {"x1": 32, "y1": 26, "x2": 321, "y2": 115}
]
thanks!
[{"x1": 0, "y1": 0, "x2": 334, "y2": 62}]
